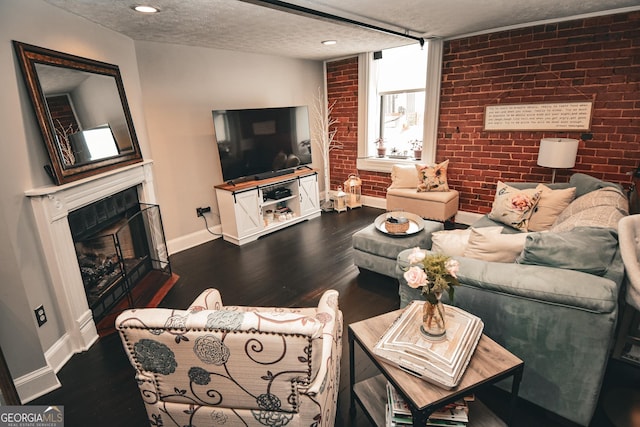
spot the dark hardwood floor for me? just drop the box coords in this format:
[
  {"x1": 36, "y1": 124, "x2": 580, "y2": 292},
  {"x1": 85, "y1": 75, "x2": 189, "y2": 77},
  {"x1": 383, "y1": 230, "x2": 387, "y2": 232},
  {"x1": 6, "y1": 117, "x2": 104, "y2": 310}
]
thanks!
[{"x1": 31, "y1": 207, "x2": 638, "y2": 426}]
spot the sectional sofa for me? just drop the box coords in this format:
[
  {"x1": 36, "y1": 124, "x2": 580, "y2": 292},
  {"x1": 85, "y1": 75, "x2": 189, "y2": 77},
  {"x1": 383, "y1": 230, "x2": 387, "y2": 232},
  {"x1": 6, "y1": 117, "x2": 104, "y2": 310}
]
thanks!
[{"x1": 397, "y1": 173, "x2": 629, "y2": 426}]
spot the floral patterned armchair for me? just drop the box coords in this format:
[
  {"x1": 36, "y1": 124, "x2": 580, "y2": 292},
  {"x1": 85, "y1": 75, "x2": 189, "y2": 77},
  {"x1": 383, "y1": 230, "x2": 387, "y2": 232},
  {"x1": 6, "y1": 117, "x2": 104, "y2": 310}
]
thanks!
[{"x1": 116, "y1": 288, "x2": 342, "y2": 427}]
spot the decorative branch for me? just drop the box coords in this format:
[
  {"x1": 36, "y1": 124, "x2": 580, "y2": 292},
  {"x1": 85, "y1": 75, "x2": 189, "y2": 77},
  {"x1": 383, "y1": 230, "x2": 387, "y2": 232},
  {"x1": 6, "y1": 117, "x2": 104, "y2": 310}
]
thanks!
[
  {"x1": 54, "y1": 119, "x2": 77, "y2": 166},
  {"x1": 312, "y1": 87, "x2": 342, "y2": 210}
]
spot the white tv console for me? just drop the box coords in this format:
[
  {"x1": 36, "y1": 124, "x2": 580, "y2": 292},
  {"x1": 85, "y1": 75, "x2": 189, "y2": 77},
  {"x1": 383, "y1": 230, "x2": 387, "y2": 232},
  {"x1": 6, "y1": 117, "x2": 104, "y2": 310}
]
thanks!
[{"x1": 214, "y1": 169, "x2": 321, "y2": 245}]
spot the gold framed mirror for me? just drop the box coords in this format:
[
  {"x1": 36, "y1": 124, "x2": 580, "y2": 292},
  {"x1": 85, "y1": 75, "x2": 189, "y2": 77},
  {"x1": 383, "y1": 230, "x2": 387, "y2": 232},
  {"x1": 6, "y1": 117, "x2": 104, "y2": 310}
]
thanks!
[{"x1": 13, "y1": 41, "x2": 143, "y2": 185}]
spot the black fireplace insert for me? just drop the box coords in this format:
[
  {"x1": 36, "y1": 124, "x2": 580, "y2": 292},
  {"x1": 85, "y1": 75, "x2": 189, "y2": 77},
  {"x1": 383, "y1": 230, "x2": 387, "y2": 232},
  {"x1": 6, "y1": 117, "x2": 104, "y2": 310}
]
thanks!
[{"x1": 68, "y1": 187, "x2": 170, "y2": 321}]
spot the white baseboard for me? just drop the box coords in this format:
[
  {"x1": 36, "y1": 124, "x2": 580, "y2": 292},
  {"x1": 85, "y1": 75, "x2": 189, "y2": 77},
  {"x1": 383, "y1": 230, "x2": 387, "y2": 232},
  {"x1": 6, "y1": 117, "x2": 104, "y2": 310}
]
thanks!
[
  {"x1": 19, "y1": 312, "x2": 102, "y2": 403},
  {"x1": 14, "y1": 364, "x2": 61, "y2": 404},
  {"x1": 167, "y1": 201, "x2": 482, "y2": 254},
  {"x1": 167, "y1": 225, "x2": 222, "y2": 255},
  {"x1": 44, "y1": 334, "x2": 75, "y2": 374},
  {"x1": 362, "y1": 195, "x2": 386, "y2": 210}
]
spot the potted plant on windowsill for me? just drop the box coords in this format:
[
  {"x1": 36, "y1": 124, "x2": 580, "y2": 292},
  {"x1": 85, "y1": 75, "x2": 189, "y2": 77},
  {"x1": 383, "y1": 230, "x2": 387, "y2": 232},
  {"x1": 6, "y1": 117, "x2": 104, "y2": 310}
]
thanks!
[
  {"x1": 412, "y1": 140, "x2": 423, "y2": 161},
  {"x1": 376, "y1": 138, "x2": 386, "y2": 158}
]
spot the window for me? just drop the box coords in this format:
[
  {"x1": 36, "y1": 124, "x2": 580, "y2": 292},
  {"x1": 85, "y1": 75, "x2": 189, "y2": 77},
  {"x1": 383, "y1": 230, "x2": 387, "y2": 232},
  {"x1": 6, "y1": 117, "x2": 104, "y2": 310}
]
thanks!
[
  {"x1": 357, "y1": 40, "x2": 443, "y2": 173},
  {"x1": 373, "y1": 43, "x2": 427, "y2": 159},
  {"x1": 379, "y1": 90, "x2": 425, "y2": 157}
]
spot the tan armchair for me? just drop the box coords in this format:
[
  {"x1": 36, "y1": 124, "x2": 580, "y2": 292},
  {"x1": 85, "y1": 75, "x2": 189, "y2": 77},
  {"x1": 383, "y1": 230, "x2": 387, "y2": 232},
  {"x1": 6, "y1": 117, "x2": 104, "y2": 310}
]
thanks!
[{"x1": 116, "y1": 289, "x2": 342, "y2": 427}]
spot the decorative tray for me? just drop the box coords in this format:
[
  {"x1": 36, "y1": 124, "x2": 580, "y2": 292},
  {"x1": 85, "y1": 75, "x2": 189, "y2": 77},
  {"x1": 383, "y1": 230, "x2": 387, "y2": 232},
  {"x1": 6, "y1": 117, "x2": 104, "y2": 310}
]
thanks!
[
  {"x1": 373, "y1": 301, "x2": 484, "y2": 389},
  {"x1": 374, "y1": 211, "x2": 425, "y2": 236}
]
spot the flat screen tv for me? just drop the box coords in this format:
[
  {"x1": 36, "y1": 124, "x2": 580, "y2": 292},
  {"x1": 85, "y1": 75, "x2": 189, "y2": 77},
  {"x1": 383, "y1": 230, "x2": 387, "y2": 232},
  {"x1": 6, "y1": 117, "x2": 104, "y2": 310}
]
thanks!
[{"x1": 213, "y1": 106, "x2": 312, "y2": 183}]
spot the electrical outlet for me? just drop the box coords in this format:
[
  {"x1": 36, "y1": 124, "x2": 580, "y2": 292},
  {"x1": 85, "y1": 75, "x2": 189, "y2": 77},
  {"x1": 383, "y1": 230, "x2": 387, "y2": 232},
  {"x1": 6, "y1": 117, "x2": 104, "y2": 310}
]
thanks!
[
  {"x1": 196, "y1": 206, "x2": 211, "y2": 217},
  {"x1": 35, "y1": 305, "x2": 47, "y2": 327}
]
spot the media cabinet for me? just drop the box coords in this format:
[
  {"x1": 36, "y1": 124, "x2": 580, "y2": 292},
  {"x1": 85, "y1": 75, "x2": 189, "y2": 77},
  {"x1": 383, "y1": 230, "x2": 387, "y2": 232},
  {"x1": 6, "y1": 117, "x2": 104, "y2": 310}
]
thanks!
[{"x1": 214, "y1": 169, "x2": 321, "y2": 245}]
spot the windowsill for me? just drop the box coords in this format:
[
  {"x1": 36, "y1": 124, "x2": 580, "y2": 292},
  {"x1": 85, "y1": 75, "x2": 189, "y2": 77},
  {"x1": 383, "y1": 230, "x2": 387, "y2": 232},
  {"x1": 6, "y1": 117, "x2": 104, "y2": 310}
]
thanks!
[{"x1": 356, "y1": 157, "x2": 424, "y2": 173}]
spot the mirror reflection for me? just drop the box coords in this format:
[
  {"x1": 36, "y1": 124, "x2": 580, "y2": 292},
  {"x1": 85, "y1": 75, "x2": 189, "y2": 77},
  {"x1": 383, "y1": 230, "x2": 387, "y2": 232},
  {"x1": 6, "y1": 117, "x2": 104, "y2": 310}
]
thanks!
[
  {"x1": 35, "y1": 63, "x2": 133, "y2": 167},
  {"x1": 13, "y1": 41, "x2": 143, "y2": 185}
]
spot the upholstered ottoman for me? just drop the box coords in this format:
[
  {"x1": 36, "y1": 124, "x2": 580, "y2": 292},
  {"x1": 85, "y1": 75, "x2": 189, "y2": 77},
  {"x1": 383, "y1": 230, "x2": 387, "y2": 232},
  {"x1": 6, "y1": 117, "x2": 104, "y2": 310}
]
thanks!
[
  {"x1": 386, "y1": 189, "x2": 459, "y2": 222},
  {"x1": 352, "y1": 221, "x2": 443, "y2": 278}
]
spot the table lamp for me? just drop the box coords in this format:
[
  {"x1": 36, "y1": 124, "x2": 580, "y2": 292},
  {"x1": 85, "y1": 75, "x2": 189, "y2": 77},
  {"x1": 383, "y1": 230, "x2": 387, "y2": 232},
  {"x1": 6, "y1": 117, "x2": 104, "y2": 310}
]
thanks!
[{"x1": 537, "y1": 138, "x2": 579, "y2": 183}]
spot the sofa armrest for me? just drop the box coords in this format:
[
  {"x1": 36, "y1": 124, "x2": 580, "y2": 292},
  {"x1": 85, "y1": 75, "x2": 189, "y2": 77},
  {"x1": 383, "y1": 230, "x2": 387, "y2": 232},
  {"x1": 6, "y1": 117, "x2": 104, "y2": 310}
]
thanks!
[
  {"x1": 116, "y1": 306, "x2": 325, "y2": 337},
  {"x1": 453, "y1": 256, "x2": 619, "y2": 313},
  {"x1": 188, "y1": 288, "x2": 223, "y2": 310},
  {"x1": 305, "y1": 290, "x2": 342, "y2": 395},
  {"x1": 397, "y1": 251, "x2": 619, "y2": 313},
  {"x1": 619, "y1": 215, "x2": 640, "y2": 308}
]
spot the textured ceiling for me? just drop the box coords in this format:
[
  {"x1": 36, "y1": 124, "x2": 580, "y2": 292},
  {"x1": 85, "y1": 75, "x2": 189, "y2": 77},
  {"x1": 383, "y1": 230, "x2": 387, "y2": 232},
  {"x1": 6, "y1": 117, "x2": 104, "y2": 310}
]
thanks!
[{"x1": 44, "y1": 0, "x2": 640, "y2": 60}]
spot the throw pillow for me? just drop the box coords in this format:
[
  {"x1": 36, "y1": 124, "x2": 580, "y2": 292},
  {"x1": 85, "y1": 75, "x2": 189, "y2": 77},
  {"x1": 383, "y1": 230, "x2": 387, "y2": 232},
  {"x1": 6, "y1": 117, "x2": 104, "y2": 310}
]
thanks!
[
  {"x1": 416, "y1": 160, "x2": 449, "y2": 192},
  {"x1": 487, "y1": 181, "x2": 541, "y2": 231},
  {"x1": 463, "y1": 227, "x2": 530, "y2": 263},
  {"x1": 551, "y1": 187, "x2": 629, "y2": 232},
  {"x1": 389, "y1": 164, "x2": 420, "y2": 189},
  {"x1": 431, "y1": 227, "x2": 502, "y2": 256},
  {"x1": 527, "y1": 184, "x2": 576, "y2": 232},
  {"x1": 516, "y1": 227, "x2": 619, "y2": 277}
]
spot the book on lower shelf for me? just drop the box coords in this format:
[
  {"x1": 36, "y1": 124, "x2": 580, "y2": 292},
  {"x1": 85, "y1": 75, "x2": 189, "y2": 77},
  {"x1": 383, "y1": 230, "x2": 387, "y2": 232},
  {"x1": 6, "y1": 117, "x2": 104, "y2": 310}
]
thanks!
[
  {"x1": 374, "y1": 300, "x2": 484, "y2": 389},
  {"x1": 386, "y1": 381, "x2": 471, "y2": 427}
]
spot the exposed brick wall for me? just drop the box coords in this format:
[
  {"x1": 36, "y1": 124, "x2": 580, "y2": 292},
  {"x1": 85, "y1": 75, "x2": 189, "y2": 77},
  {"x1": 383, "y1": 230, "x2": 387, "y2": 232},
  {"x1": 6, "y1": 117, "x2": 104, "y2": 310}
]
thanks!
[
  {"x1": 47, "y1": 95, "x2": 80, "y2": 134},
  {"x1": 440, "y1": 11, "x2": 640, "y2": 214},
  {"x1": 326, "y1": 58, "x2": 392, "y2": 197},
  {"x1": 326, "y1": 11, "x2": 639, "y2": 213}
]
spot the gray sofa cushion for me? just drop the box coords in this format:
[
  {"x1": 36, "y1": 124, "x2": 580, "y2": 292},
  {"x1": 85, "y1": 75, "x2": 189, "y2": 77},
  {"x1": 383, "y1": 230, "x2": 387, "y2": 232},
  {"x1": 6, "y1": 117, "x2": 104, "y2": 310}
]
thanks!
[
  {"x1": 398, "y1": 249, "x2": 618, "y2": 313},
  {"x1": 570, "y1": 172, "x2": 623, "y2": 198},
  {"x1": 516, "y1": 227, "x2": 620, "y2": 277}
]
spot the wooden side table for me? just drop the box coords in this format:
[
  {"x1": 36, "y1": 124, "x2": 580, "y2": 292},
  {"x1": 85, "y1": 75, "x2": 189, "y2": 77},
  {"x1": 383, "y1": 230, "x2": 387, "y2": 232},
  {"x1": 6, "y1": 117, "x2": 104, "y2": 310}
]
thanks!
[{"x1": 349, "y1": 309, "x2": 524, "y2": 427}]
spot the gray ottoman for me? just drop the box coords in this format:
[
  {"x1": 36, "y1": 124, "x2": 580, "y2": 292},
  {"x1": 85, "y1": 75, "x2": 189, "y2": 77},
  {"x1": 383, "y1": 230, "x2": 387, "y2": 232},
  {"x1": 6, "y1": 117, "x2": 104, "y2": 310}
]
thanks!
[{"x1": 352, "y1": 221, "x2": 443, "y2": 278}]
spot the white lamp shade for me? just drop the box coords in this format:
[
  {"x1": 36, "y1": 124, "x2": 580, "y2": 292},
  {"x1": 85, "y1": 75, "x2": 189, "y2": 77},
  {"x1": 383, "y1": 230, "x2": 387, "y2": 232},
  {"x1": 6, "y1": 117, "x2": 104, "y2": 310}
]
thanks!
[{"x1": 537, "y1": 138, "x2": 579, "y2": 169}]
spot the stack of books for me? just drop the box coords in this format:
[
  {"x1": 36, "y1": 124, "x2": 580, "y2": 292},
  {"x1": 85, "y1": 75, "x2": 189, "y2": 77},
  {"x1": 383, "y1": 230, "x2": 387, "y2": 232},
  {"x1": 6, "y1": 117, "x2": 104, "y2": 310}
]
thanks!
[
  {"x1": 385, "y1": 381, "x2": 472, "y2": 427},
  {"x1": 373, "y1": 300, "x2": 484, "y2": 389}
]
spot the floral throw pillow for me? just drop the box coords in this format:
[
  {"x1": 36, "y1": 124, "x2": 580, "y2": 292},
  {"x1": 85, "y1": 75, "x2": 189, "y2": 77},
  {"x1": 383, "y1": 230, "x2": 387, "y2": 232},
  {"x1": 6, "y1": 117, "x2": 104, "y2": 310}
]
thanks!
[
  {"x1": 416, "y1": 160, "x2": 450, "y2": 192},
  {"x1": 488, "y1": 181, "x2": 541, "y2": 231}
]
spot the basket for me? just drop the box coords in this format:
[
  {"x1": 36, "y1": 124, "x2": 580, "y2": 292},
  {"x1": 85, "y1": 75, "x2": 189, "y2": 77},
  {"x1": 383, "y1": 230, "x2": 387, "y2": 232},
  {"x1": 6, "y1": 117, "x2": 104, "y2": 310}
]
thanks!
[{"x1": 385, "y1": 216, "x2": 410, "y2": 234}]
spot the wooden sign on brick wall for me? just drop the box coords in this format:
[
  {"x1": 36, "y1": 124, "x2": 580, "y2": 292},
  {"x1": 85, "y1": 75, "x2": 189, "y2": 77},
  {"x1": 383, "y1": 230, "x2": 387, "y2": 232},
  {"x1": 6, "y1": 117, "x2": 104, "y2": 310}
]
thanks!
[{"x1": 484, "y1": 101, "x2": 593, "y2": 131}]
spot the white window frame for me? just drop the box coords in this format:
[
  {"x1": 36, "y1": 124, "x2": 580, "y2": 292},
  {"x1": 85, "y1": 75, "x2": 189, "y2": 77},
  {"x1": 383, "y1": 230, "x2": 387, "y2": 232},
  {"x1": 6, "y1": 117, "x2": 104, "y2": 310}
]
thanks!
[{"x1": 357, "y1": 39, "x2": 443, "y2": 173}]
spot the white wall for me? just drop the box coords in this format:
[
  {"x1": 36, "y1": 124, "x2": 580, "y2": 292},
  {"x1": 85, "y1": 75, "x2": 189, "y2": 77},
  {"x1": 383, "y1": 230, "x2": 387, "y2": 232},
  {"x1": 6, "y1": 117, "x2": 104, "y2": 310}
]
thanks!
[
  {"x1": 0, "y1": 0, "x2": 150, "y2": 401},
  {"x1": 134, "y1": 41, "x2": 324, "y2": 252}
]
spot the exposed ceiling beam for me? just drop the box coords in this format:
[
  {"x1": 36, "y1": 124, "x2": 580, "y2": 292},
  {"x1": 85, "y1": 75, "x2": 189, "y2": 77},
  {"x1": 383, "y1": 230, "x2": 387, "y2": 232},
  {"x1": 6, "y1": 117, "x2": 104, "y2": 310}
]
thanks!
[{"x1": 238, "y1": 0, "x2": 426, "y2": 47}]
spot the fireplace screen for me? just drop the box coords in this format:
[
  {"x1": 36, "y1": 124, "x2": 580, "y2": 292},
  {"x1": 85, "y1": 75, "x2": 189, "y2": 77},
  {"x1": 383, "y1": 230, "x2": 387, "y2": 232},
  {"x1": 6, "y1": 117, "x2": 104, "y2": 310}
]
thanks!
[{"x1": 69, "y1": 188, "x2": 170, "y2": 322}]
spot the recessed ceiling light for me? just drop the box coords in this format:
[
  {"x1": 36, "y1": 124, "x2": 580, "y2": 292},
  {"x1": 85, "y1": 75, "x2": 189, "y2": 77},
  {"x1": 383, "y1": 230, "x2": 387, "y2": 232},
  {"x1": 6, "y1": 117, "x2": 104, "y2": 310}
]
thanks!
[
  {"x1": 133, "y1": 5, "x2": 159, "y2": 13},
  {"x1": 321, "y1": 40, "x2": 337, "y2": 46}
]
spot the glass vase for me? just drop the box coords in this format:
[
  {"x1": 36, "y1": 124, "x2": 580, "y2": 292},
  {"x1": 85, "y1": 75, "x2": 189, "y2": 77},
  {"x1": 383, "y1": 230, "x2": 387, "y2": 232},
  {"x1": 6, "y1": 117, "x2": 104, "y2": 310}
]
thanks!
[{"x1": 420, "y1": 293, "x2": 446, "y2": 340}]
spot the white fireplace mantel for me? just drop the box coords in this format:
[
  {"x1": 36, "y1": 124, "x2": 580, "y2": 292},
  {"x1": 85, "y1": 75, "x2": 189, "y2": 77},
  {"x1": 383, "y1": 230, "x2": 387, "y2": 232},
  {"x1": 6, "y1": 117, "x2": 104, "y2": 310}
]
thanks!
[{"x1": 25, "y1": 160, "x2": 157, "y2": 357}]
